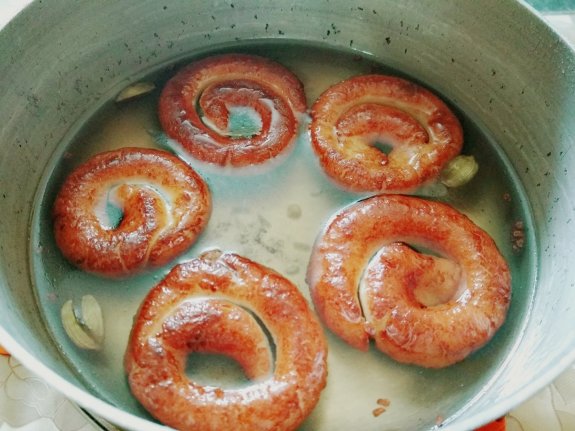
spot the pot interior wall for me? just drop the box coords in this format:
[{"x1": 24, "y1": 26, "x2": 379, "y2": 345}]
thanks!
[{"x1": 0, "y1": 0, "x2": 574, "y2": 430}]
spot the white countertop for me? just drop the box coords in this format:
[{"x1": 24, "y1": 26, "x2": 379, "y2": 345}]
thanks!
[{"x1": 1, "y1": 1, "x2": 574, "y2": 430}]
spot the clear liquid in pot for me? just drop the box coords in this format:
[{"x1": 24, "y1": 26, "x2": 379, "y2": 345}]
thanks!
[{"x1": 30, "y1": 42, "x2": 536, "y2": 430}]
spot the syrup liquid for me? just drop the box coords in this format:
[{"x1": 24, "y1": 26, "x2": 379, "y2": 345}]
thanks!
[{"x1": 30, "y1": 42, "x2": 535, "y2": 430}]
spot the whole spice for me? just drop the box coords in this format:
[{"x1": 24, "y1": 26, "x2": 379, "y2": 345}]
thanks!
[
  {"x1": 115, "y1": 82, "x2": 156, "y2": 102},
  {"x1": 61, "y1": 295, "x2": 104, "y2": 350},
  {"x1": 440, "y1": 155, "x2": 479, "y2": 188}
]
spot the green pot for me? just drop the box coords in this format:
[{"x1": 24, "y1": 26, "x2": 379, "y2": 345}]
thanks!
[{"x1": 0, "y1": 1, "x2": 574, "y2": 430}]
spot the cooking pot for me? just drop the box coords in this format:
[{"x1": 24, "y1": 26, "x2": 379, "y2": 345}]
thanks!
[{"x1": 1, "y1": 1, "x2": 574, "y2": 430}]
